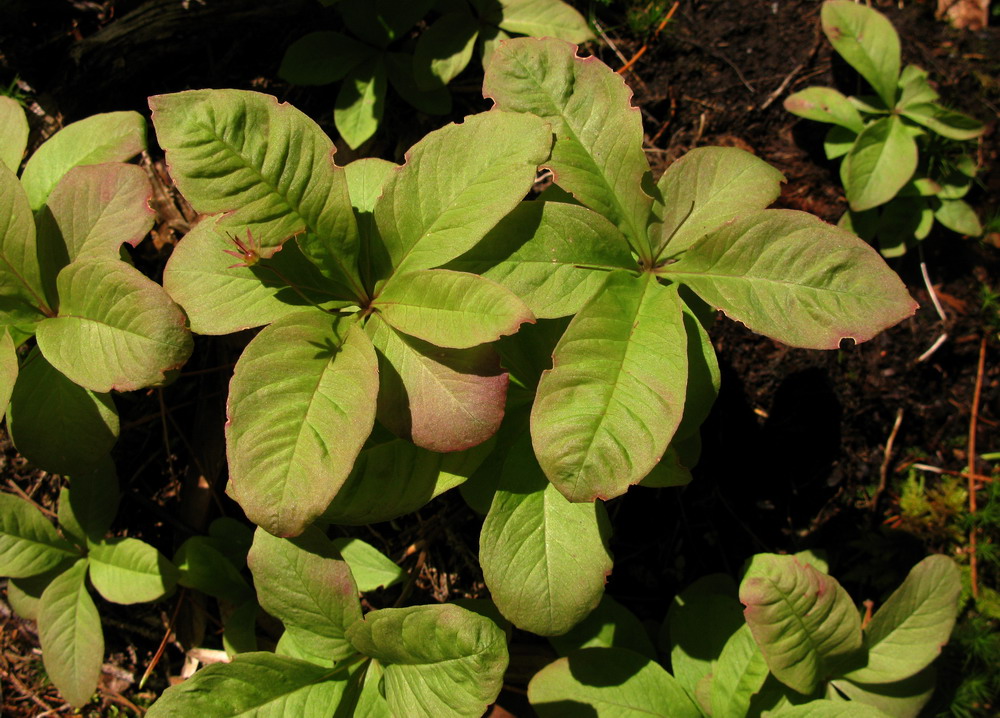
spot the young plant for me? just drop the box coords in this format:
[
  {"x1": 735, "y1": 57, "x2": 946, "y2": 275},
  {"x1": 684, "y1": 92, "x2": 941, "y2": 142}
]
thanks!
[
  {"x1": 528, "y1": 553, "x2": 962, "y2": 718},
  {"x1": 0, "y1": 459, "x2": 178, "y2": 709},
  {"x1": 279, "y1": 0, "x2": 593, "y2": 148},
  {"x1": 151, "y1": 89, "x2": 551, "y2": 537},
  {"x1": 0, "y1": 99, "x2": 193, "y2": 474},
  {"x1": 147, "y1": 527, "x2": 508, "y2": 718},
  {"x1": 784, "y1": 0, "x2": 985, "y2": 256}
]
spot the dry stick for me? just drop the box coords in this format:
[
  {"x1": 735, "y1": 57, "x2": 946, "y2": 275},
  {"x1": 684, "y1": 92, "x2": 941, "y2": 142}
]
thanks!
[
  {"x1": 872, "y1": 407, "x2": 904, "y2": 511},
  {"x1": 968, "y1": 335, "x2": 987, "y2": 599},
  {"x1": 617, "y1": 1, "x2": 680, "y2": 75},
  {"x1": 139, "y1": 588, "x2": 186, "y2": 690},
  {"x1": 591, "y1": 18, "x2": 630, "y2": 69},
  {"x1": 908, "y1": 463, "x2": 994, "y2": 483},
  {"x1": 916, "y1": 254, "x2": 949, "y2": 363}
]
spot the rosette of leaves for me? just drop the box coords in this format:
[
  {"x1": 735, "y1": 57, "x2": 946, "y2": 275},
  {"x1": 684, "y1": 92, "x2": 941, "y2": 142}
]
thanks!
[
  {"x1": 0, "y1": 459, "x2": 178, "y2": 708},
  {"x1": 527, "y1": 553, "x2": 962, "y2": 718},
  {"x1": 278, "y1": 0, "x2": 592, "y2": 148},
  {"x1": 784, "y1": 0, "x2": 985, "y2": 257},
  {"x1": 0, "y1": 101, "x2": 194, "y2": 474},
  {"x1": 151, "y1": 88, "x2": 552, "y2": 537},
  {"x1": 147, "y1": 526, "x2": 508, "y2": 718}
]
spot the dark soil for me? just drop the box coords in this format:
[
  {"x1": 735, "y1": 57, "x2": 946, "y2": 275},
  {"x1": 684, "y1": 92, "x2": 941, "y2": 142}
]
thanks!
[{"x1": 0, "y1": 1, "x2": 997, "y2": 716}]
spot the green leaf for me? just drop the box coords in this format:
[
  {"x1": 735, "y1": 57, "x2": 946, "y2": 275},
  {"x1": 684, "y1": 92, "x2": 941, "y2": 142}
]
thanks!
[
  {"x1": 478, "y1": 27, "x2": 510, "y2": 72},
  {"x1": 900, "y1": 103, "x2": 984, "y2": 141},
  {"x1": 346, "y1": 604, "x2": 508, "y2": 718},
  {"x1": 150, "y1": 90, "x2": 361, "y2": 294},
  {"x1": 764, "y1": 699, "x2": 892, "y2": 717},
  {"x1": 145, "y1": 652, "x2": 353, "y2": 718},
  {"x1": 549, "y1": 595, "x2": 657, "y2": 659},
  {"x1": 226, "y1": 312, "x2": 378, "y2": 537},
  {"x1": 784, "y1": 87, "x2": 865, "y2": 133},
  {"x1": 162, "y1": 215, "x2": 351, "y2": 335},
  {"x1": 528, "y1": 647, "x2": 701, "y2": 718},
  {"x1": 87, "y1": 537, "x2": 179, "y2": 604},
  {"x1": 37, "y1": 163, "x2": 154, "y2": 268},
  {"x1": 446, "y1": 200, "x2": 634, "y2": 319},
  {"x1": 496, "y1": 317, "x2": 570, "y2": 391},
  {"x1": 532, "y1": 272, "x2": 688, "y2": 502},
  {"x1": 375, "y1": 110, "x2": 551, "y2": 276},
  {"x1": 831, "y1": 667, "x2": 936, "y2": 718},
  {"x1": 208, "y1": 517, "x2": 254, "y2": 566},
  {"x1": 38, "y1": 559, "x2": 103, "y2": 708},
  {"x1": 484, "y1": 38, "x2": 654, "y2": 257},
  {"x1": 0, "y1": 493, "x2": 77, "y2": 577},
  {"x1": 844, "y1": 555, "x2": 960, "y2": 684},
  {"x1": 663, "y1": 209, "x2": 918, "y2": 350},
  {"x1": 0, "y1": 96, "x2": 28, "y2": 172},
  {"x1": 373, "y1": 269, "x2": 534, "y2": 349},
  {"x1": 676, "y1": 297, "x2": 720, "y2": 438},
  {"x1": 841, "y1": 116, "x2": 917, "y2": 211},
  {"x1": 821, "y1": 0, "x2": 900, "y2": 108},
  {"x1": 322, "y1": 434, "x2": 491, "y2": 524},
  {"x1": 711, "y1": 624, "x2": 770, "y2": 718},
  {"x1": 354, "y1": 660, "x2": 392, "y2": 718},
  {"x1": 174, "y1": 536, "x2": 254, "y2": 604},
  {"x1": 480, "y1": 433, "x2": 612, "y2": 636},
  {"x1": 667, "y1": 573, "x2": 743, "y2": 695},
  {"x1": 0, "y1": 162, "x2": 51, "y2": 320},
  {"x1": 278, "y1": 31, "x2": 374, "y2": 85},
  {"x1": 0, "y1": 327, "x2": 17, "y2": 419},
  {"x1": 330, "y1": 537, "x2": 405, "y2": 592},
  {"x1": 366, "y1": 314, "x2": 507, "y2": 452},
  {"x1": 896, "y1": 65, "x2": 938, "y2": 108},
  {"x1": 248, "y1": 527, "x2": 362, "y2": 662},
  {"x1": 824, "y1": 125, "x2": 857, "y2": 160},
  {"x1": 335, "y1": 57, "x2": 387, "y2": 150},
  {"x1": 740, "y1": 553, "x2": 863, "y2": 694},
  {"x1": 654, "y1": 146, "x2": 786, "y2": 259},
  {"x1": 20, "y1": 111, "x2": 146, "y2": 211},
  {"x1": 7, "y1": 348, "x2": 119, "y2": 474},
  {"x1": 35, "y1": 259, "x2": 193, "y2": 392},
  {"x1": 875, "y1": 197, "x2": 933, "y2": 258},
  {"x1": 223, "y1": 600, "x2": 259, "y2": 657},
  {"x1": 58, "y1": 456, "x2": 119, "y2": 545},
  {"x1": 413, "y1": 11, "x2": 480, "y2": 90},
  {"x1": 339, "y1": 0, "x2": 433, "y2": 47},
  {"x1": 497, "y1": 0, "x2": 594, "y2": 42},
  {"x1": 934, "y1": 198, "x2": 982, "y2": 236},
  {"x1": 7, "y1": 564, "x2": 71, "y2": 621}
]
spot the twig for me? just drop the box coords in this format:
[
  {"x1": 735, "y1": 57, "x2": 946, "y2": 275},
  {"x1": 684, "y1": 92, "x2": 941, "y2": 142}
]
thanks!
[
  {"x1": 908, "y1": 463, "x2": 994, "y2": 483},
  {"x1": 968, "y1": 336, "x2": 987, "y2": 599},
  {"x1": 916, "y1": 254, "x2": 949, "y2": 362},
  {"x1": 139, "y1": 589, "x2": 186, "y2": 689},
  {"x1": 872, "y1": 408, "x2": 904, "y2": 511},
  {"x1": 618, "y1": 1, "x2": 680, "y2": 75},
  {"x1": 591, "y1": 18, "x2": 629, "y2": 69}
]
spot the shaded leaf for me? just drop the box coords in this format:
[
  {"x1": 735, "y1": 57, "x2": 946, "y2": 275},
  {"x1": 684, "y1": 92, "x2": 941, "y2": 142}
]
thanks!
[
  {"x1": 248, "y1": 527, "x2": 362, "y2": 662},
  {"x1": 339, "y1": 0, "x2": 432, "y2": 47},
  {"x1": 223, "y1": 600, "x2": 260, "y2": 657},
  {"x1": 174, "y1": 536, "x2": 253, "y2": 604},
  {"x1": 58, "y1": 456, "x2": 119, "y2": 545},
  {"x1": 740, "y1": 553, "x2": 863, "y2": 694},
  {"x1": 900, "y1": 103, "x2": 984, "y2": 141},
  {"x1": 366, "y1": 314, "x2": 507, "y2": 452},
  {"x1": 413, "y1": 12, "x2": 480, "y2": 90},
  {"x1": 484, "y1": 38, "x2": 654, "y2": 256},
  {"x1": 663, "y1": 209, "x2": 918, "y2": 349},
  {"x1": 38, "y1": 559, "x2": 103, "y2": 708},
  {"x1": 0, "y1": 327, "x2": 16, "y2": 419},
  {"x1": 831, "y1": 667, "x2": 936, "y2": 718},
  {"x1": 35, "y1": 259, "x2": 193, "y2": 392},
  {"x1": 226, "y1": 312, "x2": 378, "y2": 537},
  {"x1": 322, "y1": 435, "x2": 491, "y2": 525},
  {"x1": 764, "y1": 699, "x2": 892, "y2": 717},
  {"x1": 88, "y1": 537, "x2": 179, "y2": 604},
  {"x1": 7, "y1": 348, "x2": 119, "y2": 474},
  {"x1": 549, "y1": 595, "x2": 657, "y2": 659},
  {"x1": 278, "y1": 31, "x2": 373, "y2": 85},
  {"x1": 528, "y1": 647, "x2": 701, "y2": 718},
  {"x1": 346, "y1": 603, "x2": 508, "y2": 718},
  {"x1": 0, "y1": 493, "x2": 77, "y2": 577},
  {"x1": 480, "y1": 433, "x2": 612, "y2": 635},
  {"x1": 375, "y1": 110, "x2": 551, "y2": 276},
  {"x1": 20, "y1": 111, "x2": 145, "y2": 211},
  {"x1": 385, "y1": 52, "x2": 452, "y2": 115},
  {"x1": 711, "y1": 624, "x2": 770, "y2": 718},
  {"x1": 335, "y1": 57, "x2": 387, "y2": 150},
  {"x1": 373, "y1": 269, "x2": 534, "y2": 348},
  {"x1": 532, "y1": 272, "x2": 688, "y2": 502}
]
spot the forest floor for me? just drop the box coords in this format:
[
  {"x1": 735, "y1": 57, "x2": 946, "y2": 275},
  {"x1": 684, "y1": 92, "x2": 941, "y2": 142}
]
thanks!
[{"x1": 0, "y1": 0, "x2": 997, "y2": 716}]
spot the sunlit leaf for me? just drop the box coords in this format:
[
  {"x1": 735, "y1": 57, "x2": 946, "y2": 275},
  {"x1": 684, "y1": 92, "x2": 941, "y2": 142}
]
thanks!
[
  {"x1": 0, "y1": 493, "x2": 77, "y2": 578},
  {"x1": 335, "y1": 57, "x2": 387, "y2": 150},
  {"x1": 549, "y1": 595, "x2": 656, "y2": 659},
  {"x1": 88, "y1": 537, "x2": 179, "y2": 604},
  {"x1": 413, "y1": 11, "x2": 479, "y2": 90},
  {"x1": 331, "y1": 537, "x2": 405, "y2": 592},
  {"x1": 784, "y1": 87, "x2": 865, "y2": 133},
  {"x1": 497, "y1": 0, "x2": 594, "y2": 42},
  {"x1": 821, "y1": 0, "x2": 900, "y2": 108},
  {"x1": 0, "y1": 96, "x2": 28, "y2": 172},
  {"x1": 841, "y1": 116, "x2": 917, "y2": 211}
]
